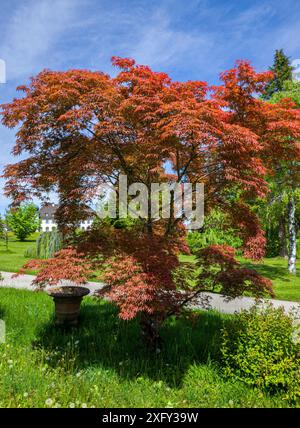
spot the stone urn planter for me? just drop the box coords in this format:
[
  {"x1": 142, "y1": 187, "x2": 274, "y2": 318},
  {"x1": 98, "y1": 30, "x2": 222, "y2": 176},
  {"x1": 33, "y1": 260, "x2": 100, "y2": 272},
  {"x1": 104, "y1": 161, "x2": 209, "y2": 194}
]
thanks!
[{"x1": 47, "y1": 286, "x2": 90, "y2": 326}]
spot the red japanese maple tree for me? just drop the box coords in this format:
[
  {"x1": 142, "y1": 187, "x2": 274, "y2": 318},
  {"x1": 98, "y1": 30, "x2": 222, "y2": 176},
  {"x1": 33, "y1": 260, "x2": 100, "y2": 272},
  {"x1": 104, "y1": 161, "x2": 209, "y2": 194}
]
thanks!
[{"x1": 2, "y1": 58, "x2": 300, "y2": 346}]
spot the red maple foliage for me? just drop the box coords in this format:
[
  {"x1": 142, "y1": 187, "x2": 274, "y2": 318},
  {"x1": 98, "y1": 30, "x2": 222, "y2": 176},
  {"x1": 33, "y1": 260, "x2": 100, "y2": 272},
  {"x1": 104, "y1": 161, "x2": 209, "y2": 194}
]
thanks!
[
  {"x1": 20, "y1": 248, "x2": 92, "y2": 289},
  {"x1": 2, "y1": 58, "x2": 299, "y2": 345},
  {"x1": 95, "y1": 229, "x2": 186, "y2": 314},
  {"x1": 3, "y1": 58, "x2": 294, "y2": 246},
  {"x1": 194, "y1": 245, "x2": 274, "y2": 299},
  {"x1": 214, "y1": 61, "x2": 300, "y2": 169}
]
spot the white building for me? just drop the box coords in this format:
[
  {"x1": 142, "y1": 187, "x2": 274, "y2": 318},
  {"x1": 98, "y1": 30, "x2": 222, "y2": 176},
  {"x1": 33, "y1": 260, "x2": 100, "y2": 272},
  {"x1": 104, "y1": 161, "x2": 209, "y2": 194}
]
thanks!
[{"x1": 40, "y1": 203, "x2": 94, "y2": 232}]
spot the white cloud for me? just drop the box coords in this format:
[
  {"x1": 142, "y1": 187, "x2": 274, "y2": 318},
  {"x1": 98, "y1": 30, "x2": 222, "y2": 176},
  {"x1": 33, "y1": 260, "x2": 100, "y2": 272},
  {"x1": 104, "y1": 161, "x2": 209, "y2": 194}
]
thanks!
[
  {"x1": 1, "y1": 0, "x2": 81, "y2": 81},
  {"x1": 128, "y1": 9, "x2": 213, "y2": 69}
]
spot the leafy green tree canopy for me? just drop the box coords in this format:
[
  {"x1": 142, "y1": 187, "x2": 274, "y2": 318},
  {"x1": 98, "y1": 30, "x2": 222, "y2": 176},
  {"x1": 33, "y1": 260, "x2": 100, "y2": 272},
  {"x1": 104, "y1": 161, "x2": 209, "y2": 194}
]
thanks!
[
  {"x1": 269, "y1": 80, "x2": 300, "y2": 106},
  {"x1": 6, "y1": 203, "x2": 40, "y2": 241}
]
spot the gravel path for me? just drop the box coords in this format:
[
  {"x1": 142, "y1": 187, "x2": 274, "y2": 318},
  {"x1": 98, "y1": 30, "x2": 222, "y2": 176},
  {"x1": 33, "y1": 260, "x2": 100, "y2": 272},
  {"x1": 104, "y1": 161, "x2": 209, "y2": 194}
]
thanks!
[{"x1": 1, "y1": 270, "x2": 300, "y2": 315}]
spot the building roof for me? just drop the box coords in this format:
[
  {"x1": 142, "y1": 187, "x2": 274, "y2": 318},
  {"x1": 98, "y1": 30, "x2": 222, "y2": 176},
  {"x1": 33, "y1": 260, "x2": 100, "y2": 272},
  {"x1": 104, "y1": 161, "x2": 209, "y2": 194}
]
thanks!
[
  {"x1": 39, "y1": 203, "x2": 95, "y2": 221},
  {"x1": 39, "y1": 203, "x2": 57, "y2": 220}
]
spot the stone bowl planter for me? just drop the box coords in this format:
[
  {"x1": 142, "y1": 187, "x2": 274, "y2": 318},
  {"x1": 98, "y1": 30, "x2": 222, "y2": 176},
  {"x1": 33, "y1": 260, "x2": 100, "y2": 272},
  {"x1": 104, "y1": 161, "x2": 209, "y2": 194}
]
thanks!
[{"x1": 47, "y1": 286, "x2": 90, "y2": 326}]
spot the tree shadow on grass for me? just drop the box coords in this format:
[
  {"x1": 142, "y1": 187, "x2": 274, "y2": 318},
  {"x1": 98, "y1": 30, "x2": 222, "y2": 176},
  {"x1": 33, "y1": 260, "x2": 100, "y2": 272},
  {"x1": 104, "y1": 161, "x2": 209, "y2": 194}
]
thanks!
[
  {"x1": 241, "y1": 261, "x2": 293, "y2": 283},
  {"x1": 34, "y1": 298, "x2": 229, "y2": 387},
  {"x1": 0, "y1": 306, "x2": 5, "y2": 320}
]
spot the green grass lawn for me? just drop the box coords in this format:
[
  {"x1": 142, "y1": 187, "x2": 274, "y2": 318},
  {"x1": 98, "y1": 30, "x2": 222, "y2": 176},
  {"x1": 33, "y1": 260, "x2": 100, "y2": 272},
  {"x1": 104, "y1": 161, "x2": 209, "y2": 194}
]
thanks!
[
  {"x1": 0, "y1": 288, "x2": 292, "y2": 408},
  {"x1": 0, "y1": 232, "x2": 39, "y2": 273},
  {"x1": 179, "y1": 254, "x2": 300, "y2": 303},
  {"x1": 239, "y1": 257, "x2": 300, "y2": 302}
]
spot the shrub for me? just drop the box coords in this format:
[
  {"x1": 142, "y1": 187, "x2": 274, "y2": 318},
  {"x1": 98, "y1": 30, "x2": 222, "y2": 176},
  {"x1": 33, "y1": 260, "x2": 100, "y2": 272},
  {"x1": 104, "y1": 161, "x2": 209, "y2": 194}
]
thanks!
[
  {"x1": 187, "y1": 210, "x2": 242, "y2": 255},
  {"x1": 220, "y1": 304, "x2": 300, "y2": 402},
  {"x1": 24, "y1": 230, "x2": 62, "y2": 259},
  {"x1": 21, "y1": 247, "x2": 92, "y2": 289},
  {"x1": 195, "y1": 245, "x2": 274, "y2": 299},
  {"x1": 24, "y1": 246, "x2": 38, "y2": 258},
  {"x1": 36, "y1": 230, "x2": 62, "y2": 259}
]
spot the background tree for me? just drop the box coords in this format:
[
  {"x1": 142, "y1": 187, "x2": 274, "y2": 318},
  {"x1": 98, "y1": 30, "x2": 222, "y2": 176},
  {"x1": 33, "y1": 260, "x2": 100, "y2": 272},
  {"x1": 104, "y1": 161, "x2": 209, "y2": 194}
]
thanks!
[
  {"x1": 6, "y1": 203, "x2": 40, "y2": 241},
  {"x1": 261, "y1": 50, "x2": 295, "y2": 260},
  {"x1": 263, "y1": 49, "x2": 294, "y2": 99}
]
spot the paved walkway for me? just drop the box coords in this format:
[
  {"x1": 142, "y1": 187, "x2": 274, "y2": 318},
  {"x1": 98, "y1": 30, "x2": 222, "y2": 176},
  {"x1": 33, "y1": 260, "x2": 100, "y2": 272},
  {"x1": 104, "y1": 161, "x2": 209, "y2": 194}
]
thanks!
[{"x1": 1, "y1": 271, "x2": 300, "y2": 315}]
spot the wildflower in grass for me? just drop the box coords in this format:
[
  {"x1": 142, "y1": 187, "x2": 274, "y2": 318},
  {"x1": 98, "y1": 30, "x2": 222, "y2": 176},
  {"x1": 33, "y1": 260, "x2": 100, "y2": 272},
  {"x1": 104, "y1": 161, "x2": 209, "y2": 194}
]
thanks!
[
  {"x1": 23, "y1": 392, "x2": 28, "y2": 398},
  {"x1": 69, "y1": 403, "x2": 75, "y2": 408},
  {"x1": 45, "y1": 398, "x2": 53, "y2": 406},
  {"x1": 228, "y1": 400, "x2": 234, "y2": 406},
  {"x1": 81, "y1": 403, "x2": 87, "y2": 408}
]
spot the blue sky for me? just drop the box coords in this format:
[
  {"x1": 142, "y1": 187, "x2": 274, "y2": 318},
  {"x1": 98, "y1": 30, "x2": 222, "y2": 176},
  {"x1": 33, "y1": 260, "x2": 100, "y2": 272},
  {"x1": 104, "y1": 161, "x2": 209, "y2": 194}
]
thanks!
[{"x1": 0, "y1": 0, "x2": 300, "y2": 213}]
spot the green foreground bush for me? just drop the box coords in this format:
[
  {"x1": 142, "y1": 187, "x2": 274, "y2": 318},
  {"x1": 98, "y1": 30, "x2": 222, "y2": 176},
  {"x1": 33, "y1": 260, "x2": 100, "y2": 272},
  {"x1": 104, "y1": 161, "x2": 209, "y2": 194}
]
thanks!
[{"x1": 221, "y1": 304, "x2": 300, "y2": 403}]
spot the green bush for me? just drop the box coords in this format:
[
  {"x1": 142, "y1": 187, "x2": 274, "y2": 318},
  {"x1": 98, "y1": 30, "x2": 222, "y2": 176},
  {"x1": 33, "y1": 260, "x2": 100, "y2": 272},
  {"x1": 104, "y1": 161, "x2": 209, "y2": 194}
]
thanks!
[
  {"x1": 220, "y1": 305, "x2": 300, "y2": 402},
  {"x1": 36, "y1": 230, "x2": 63, "y2": 259},
  {"x1": 24, "y1": 246, "x2": 38, "y2": 258},
  {"x1": 187, "y1": 210, "x2": 242, "y2": 254},
  {"x1": 265, "y1": 226, "x2": 281, "y2": 257}
]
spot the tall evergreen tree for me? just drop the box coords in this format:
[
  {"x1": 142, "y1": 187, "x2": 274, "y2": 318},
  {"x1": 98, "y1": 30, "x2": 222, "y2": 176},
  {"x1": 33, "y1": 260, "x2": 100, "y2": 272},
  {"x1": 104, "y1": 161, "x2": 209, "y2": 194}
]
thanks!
[{"x1": 263, "y1": 49, "x2": 294, "y2": 99}]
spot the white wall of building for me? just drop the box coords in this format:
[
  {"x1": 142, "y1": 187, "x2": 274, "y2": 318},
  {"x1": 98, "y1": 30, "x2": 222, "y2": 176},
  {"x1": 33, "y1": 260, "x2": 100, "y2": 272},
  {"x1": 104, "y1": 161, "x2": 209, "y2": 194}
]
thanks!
[{"x1": 40, "y1": 219, "x2": 93, "y2": 232}]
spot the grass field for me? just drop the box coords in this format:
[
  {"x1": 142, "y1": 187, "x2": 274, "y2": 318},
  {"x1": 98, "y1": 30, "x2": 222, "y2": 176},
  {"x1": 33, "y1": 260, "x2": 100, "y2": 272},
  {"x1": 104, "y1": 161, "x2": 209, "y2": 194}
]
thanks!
[
  {"x1": 0, "y1": 288, "x2": 293, "y2": 408},
  {"x1": 0, "y1": 233, "x2": 39, "y2": 273},
  {"x1": 1, "y1": 234, "x2": 300, "y2": 301},
  {"x1": 179, "y1": 254, "x2": 300, "y2": 302}
]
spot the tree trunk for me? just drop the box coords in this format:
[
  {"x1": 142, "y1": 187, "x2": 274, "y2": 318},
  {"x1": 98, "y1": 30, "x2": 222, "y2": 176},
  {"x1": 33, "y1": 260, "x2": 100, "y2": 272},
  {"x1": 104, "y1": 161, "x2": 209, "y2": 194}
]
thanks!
[
  {"x1": 278, "y1": 214, "x2": 288, "y2": 258},
  {"x1": 140, "y1": 312, "x2": 162, "y2": 352},
  {"x1": 287, "y1": 196, "x2": 297, "y2": 274}
]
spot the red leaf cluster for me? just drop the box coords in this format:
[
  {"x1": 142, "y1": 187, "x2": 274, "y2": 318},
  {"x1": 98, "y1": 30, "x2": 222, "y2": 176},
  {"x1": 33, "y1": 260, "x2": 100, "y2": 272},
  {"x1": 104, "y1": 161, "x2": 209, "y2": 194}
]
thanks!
[
  {"x1": 195, "y1": 245, "x2": 274, "y2": 299},
  {"x1": 100, "y1": 255, "x2": 183, "y2": 321},
  {"x1": 22, "y1": 248, "x2": 92, "y2": 289}
]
